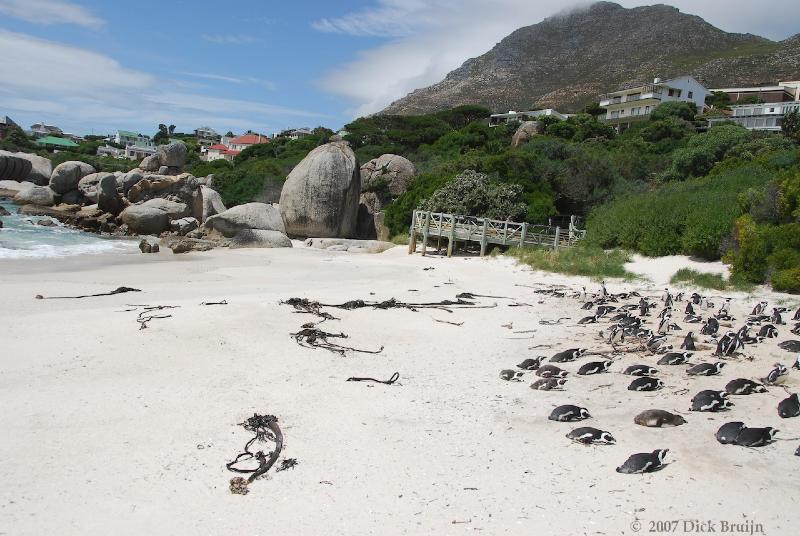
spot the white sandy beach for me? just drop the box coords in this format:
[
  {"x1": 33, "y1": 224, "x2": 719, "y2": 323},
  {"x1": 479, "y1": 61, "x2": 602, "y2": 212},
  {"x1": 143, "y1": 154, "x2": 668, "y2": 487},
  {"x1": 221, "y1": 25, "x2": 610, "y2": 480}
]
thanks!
[{"x1": 1, "y1": 246, "x2": 798, "y2": 535}]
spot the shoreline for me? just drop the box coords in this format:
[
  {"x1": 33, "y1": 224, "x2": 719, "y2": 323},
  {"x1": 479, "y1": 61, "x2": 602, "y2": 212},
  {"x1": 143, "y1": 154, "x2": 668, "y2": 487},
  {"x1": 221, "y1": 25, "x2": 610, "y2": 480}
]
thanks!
[{"x1": 1, "y1": 247, "x2": 798, "y2": 535}]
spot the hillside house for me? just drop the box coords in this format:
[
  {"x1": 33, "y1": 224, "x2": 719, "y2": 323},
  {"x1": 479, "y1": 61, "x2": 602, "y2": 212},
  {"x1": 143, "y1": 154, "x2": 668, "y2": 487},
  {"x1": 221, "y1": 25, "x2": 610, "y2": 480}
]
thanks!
[
  {"x1": 228, "y1": 133, "x2": 270, "y2": 151},
  {"x1": 30, "y1": 122, "x2": 63, "y2": 138},
  {"x1": 488, "y1": 109, "x2": 568, "y2": 126},
  {"x1": 0, "y1": 115, "x2": 18, "y2": 139},
  {"x1": 599, "y1": 76, "x2": 708, "y2": 130},
  {"x1": 708, "y1": 101, "x2": 800, "y2": 131},
  {"x1": 194, "y1": 126, "x2": 221, "y2": 147},
  {"x1": 35, "y1": 136, "x2": 78, "y2": 150},
  {"x1": 205, "y1": 143, "x2": 240, "y2": 162},
  {"x1": 708, "y1": 82, "x2": 800, "y2": 104},
  {"x1": 113, "y1": 130, "x2": 152, "y2": 147}
]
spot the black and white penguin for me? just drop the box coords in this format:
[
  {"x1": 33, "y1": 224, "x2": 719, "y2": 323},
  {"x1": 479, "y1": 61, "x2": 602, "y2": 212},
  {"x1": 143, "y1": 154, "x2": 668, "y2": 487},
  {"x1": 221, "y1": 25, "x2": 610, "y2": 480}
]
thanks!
[
  {"x1": 530, "y1": 378, "x2": 567, "y2": 391},
  {"x1": 657, "y1": 352, "x2": 691, "y2": 366},
  {"x1": 778, "y1": 393, "x2": 800, "y2": 418},
  {"x1": 716, "y1": 331, "x2": 742, "y2": 356},
  {"x1": 751, "y1": 301, "x2": 767, "y2": 316},
  {"x1": 686, "y1": 362, "x2": 726, "y2": 376},
  {"x1": 517, "y1": 357, "x2": 543, "y2": 370},
  {"x1": 628, "y1": 377, "x2": 665, "y2": 391},
  {"x1": 639, "y1": 297, "x2": 649, "y2": 317},
  {"x1": 764, "y1": 363, "x2": 789, "y2": 385},
  {"x1": 550, "y1": 348, "x2": 587, "y2": 363},
  {"x1": 500, "y1": 369, "x2": 525, "y2": 381},
  {"x1": 701, "y1": 317, "x2": 719, "y2": 336},
  {"x1": 771, "y1": 308, "x2": 784, "y2": 325},
  {"x1": 779, "y1": 340, "x2": 800, "y2": 352},
  {"x1": 578, "y1": 361, "x2": 612, "y2": 375},
  {"x1": 735, "y1": 427, "x2": 778, "y2": 447},
  {"x1": 725, "y1": 378, "x2": 767, "y2": 395},
  {"x1": 634, "y1": 409, "x2": 686, "y2": 427},
  {"x1": 685, "y1": 302, "x2": 695, "y2": 316},
  {"x1": 549, "y1": 404, "x2": 591, "y2": 422},
  {"x1": 578, "y1": 314, "x2": 599, "y2": 324},
  {"x1": 715, "y1": 422, "x2": 746, "y2": 444},
  {"x1": 690, "y1": 292, "x2": 702, "y2": 305},
  {"x1": 794, "y1": 307, "x2": 800, "y2": 321},
  {"x1": 596, "y1": 305, "x2": 616, "y2": 318},
  {"x1": 690, "y1": 391, "x2": 733, "y2": 412},
  {"x1": 566, "y1": 427, "x2": 616, "y2": 444},
  {"x1": 600, "y1": 281, "x2": 608, "y2": 298},
  {"x1": 660, "y1": 288, "x2": 670, "y2": 303},
  {"x1": 684, "y1": 314, "x2": 703, "y2": 323},
  {"x1": 606, "y1": 325, "x2": 625, "y2": 346},
  {"x1": 616, "y1": 449, "x2": 669, "y2": 474},
  {"x1": 624, "y1": 364, "x2": 659, "y2": 376},
  {"x1": 757, "y1": 324, "x2": 778, "y2": 338},
  {"x1": 536, "y1": 364, "x2": 569, "y2": 378},
  {"x1": 681, "y1": 332, "x2": 696, "y2": 351},
  {"x1": 796, "y1": 445, "x2": 800, "y2": 457},
  {"x1": 646, "y1": 334, "x2": 671, "y2": 352}
]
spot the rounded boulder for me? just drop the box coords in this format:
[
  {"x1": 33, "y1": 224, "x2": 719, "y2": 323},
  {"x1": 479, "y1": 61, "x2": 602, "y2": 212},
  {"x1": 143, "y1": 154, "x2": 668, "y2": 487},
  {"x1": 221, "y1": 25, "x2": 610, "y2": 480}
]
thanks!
[
  {"x1": 204, "y1": 202, "x2": 283, "y2": 238},
  {"x1": 229, "y1": 229, "x2": 292, "y2": 249},
  {"x1": 50, "y1": 161, "x2": 96, "y2": 194}
]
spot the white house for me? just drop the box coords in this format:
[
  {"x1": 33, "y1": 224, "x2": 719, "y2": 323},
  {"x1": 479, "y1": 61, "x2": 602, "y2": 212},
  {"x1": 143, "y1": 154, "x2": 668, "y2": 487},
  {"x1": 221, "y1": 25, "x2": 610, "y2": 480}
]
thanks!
[
  {"x1": 30, "y1": 122, "x2": 63, "y2": 138},
  {"x1": 709, "y1": 81, "x2": 800, "y2": 104},
  {"x1": 205, "y1": 143, "x2": 240, "y2": 162},
  {"x1": 488, "y1": 109, "x2": 568, "y2": 127},
  {"x1": 708, "y1": 101, "x2": 800, "y2": 131},
  {"x1": 113, "y1": 130, "x2": 152, "y2": 147},
  {"x1": 194, "y1": 126, "x2": 221, "y2": 147},
  {"x1": 124, "y1": 144, "x2": 156, "y2": 160},
  {"x1": 599, "y1": 76, "x2": 708, "y2": 129},
  {"x1": 227, "y1": 133, "x2": 270, "y2": 151}
]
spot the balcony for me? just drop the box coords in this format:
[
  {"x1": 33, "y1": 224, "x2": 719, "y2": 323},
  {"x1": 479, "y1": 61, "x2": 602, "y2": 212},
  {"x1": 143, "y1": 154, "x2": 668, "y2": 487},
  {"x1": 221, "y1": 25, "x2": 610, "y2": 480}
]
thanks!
[{"x1": 599, "y1": 83, "x2": 664, "y2": 106}]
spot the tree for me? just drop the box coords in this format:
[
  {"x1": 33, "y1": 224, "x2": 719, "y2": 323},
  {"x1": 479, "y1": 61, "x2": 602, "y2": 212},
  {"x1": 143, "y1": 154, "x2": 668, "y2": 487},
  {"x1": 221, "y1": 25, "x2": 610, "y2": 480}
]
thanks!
[
  {"x1": 225, "y1": 131, "x2": 234, "y2": 137},
  {"x1": 419, "y1": 169, "x2": 527, "y2": 222},
  {"x1": 781, "y1": 109, "x2": 800, "y2": 144},
  {"x1": 583, "y1": 101, "x2": 605, "y2": 117},
  {"x1": 705, "y1": 91, "x2": 731, "y2": 110},
  {"x1": 168, "y1": 124, "x2": 176, "y2": 135},
  {"x1": 650, "y1": 101, "x2": 697, "y2": 122}
]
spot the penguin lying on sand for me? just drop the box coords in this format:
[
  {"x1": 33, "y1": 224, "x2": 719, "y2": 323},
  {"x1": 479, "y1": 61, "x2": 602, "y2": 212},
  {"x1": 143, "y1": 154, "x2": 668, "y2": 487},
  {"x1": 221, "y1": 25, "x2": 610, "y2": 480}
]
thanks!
[
  {"x1": 530, "y1": 378, "x2": 567, "y2": 391},
  {"x1": 764, "y1": 363, "x2": 789, "y2": 385},
  {"x1": 778, "y1": 393, "x2": 800, "y2": 418},
  {"x1": 624, "y1": 364, "x2": 658, "y2": 376},
  {"x1": 686, "y1": 362, "x2": 725, "y2": 376},
  {"x1": 628, "y1": 377, "x2": 664, "y2": 391},
  {"x1": 634, "y1": 410, "x2": 686, "y2": 427},
  {"x1": 537, "y1": 365, "x2": 568, "y2": 378},
  {"x1": 690, "y1": 391, "x2": 733, "y2": 412},
  {"x1": 566, "y1": 427, "x2": 615, "y2": 444},
  {"x1": 715, "y1": 422, "x2": 746, "y2": 444},
  {"x1": 578, "y1": 361, "x2": 612, "y2": 375},
  {"x1": 779, "y1": 340, "x2": 800, "y2": 352},
  {"x1": 517, "y1": 357, "x2": 543, "y2": 370},
  {"x1": 725, "y1": 378, "x2": 767, "y2": 395},
  {"x1": 657, "y1": 352, "x2": 691, "y2": 365},
  {"x1": 616, "y1": 449, "x2": 669, "y2": 474},
  {"x1": 500, "y1": 369, "x2": 525, "y2": 381},
  {"x1": 757, "y1": 324, "x2": 778, "y2": 338},
  {"x1": 549, "y1": 348, "x2": 587, "y2": 363},
  {"x1": 549, "y1": 404, "x2": 591, "y2": 422},
  {"x1": 734, "y1": 427, "x2": 778, "y2": 447}
]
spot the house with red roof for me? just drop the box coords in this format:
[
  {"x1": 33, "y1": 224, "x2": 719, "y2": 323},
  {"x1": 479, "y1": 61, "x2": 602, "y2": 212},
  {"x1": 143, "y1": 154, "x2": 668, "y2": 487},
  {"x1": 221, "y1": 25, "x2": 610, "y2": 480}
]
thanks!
[
  {"x1": 228, "y1": 133, "x2": 270, "y2": 152},
  {"x1": 205, "y1": 143, "x2": 241, "y2": 162}
]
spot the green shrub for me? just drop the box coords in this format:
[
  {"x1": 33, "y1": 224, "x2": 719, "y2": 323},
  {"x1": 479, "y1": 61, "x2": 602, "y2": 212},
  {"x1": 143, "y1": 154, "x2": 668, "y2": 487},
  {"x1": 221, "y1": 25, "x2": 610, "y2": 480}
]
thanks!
[
  {"x1": 419, "y1": 170, "x2": 527, "y2": 221},
  {"x1": 669, "y1": 268, "x2": 752, "y2": 291},
  {"x1": 507, "y1": 244, "x2": 635, "y2": 280},
  {"x1": 771, "y1": 268, "x2": 800, "y2": 293},
  {"x1": 650, "y1": 101, "x2": 698, "y2": 122}
]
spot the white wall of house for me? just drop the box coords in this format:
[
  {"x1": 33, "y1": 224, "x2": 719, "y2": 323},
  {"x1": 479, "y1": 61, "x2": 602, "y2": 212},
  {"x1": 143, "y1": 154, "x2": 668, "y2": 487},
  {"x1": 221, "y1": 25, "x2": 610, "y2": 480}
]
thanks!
[
  {"x1": 600, "y1": 76, "x2": 708, "y2": 123},
  {"x1": 711, "y1": 101, "x2": 800, "y2": 131}
]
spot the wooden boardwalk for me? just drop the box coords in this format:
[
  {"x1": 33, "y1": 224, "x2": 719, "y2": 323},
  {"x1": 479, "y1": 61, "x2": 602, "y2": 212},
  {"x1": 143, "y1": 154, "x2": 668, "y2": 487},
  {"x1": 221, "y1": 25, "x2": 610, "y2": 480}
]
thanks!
[{"x1": 408, "y1": 210, "x2": 586, "y2": 257}]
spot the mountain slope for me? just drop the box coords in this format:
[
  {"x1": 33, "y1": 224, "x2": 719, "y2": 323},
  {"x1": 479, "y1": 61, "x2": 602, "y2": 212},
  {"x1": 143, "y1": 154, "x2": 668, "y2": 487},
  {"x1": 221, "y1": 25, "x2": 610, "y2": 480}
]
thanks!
[{"x1": 381, "y1": 2, "x2": 800, "y2": 115}]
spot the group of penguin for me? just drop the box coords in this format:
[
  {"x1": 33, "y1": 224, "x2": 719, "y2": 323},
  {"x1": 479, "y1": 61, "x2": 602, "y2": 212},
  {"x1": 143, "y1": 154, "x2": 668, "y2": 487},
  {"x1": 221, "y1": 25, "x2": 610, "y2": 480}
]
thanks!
[{"x1": 499, "y1": 282, "x2": 800, "y2": 474}]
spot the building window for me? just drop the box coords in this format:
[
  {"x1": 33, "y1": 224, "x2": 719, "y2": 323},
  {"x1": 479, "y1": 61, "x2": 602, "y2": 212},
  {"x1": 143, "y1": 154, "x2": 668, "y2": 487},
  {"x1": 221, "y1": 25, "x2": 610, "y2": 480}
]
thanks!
[
  {"x1": 611, "y1": 111, "x2": 619, "y2": 119},
  {"x1": 688, "y1": 91, "x2": 693, "y2": 99},
  {"x1": 645, "y1": 106, "x2": 650, "y2": 114}
]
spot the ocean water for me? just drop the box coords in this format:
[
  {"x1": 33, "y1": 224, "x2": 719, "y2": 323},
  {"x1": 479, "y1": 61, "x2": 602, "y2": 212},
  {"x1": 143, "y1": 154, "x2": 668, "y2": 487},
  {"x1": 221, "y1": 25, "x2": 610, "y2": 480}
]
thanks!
[{"x1": 0, "y1": 199, "x2": 139, "y2": 259}]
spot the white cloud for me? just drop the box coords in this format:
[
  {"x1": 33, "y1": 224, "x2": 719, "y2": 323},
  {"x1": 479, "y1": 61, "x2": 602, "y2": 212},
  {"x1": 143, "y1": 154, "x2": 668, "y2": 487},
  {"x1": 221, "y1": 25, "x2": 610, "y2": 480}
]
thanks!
[
  {"x1": 201, "y1": 34, "x2": 261, "y2": 45},
  {"x1": 0, "y1": 0, "x2": 104, "y2": 28},
  {"x1": 180, "y1": 72, "x2": 277, "y2": 91},
  {"x1": 316, "y1": 0, "x2": 800, "y2": 117},
  {"x1": 0, "y1": 29, "x2": 325, "y2": 135}
]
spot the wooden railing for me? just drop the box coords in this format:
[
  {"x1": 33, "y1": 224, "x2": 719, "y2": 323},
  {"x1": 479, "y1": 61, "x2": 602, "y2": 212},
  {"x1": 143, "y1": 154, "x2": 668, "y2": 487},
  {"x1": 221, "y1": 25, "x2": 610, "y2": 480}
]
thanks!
[{"x1": 408, "y1": 211, "x2": 586, "y2": 257}]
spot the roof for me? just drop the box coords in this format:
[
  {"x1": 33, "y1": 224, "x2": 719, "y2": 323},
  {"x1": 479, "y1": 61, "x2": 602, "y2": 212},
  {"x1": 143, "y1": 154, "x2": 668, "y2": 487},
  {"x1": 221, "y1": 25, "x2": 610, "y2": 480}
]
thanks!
[
  {"x1": 117, "y1": 130, "x2": 142, "y2": 137},
  {"x1": 36, "y1": 136, "x2": 78, "y2": 147},
  {"x1": 229, "y1": 133, "x2": 269, "y2": 145},
  {"x1": 223, "y1": 149, "x2": 241, "y2": 156},
  {"x1": 207, "y1": 144, "x2": 229, "y2": 151},
  {"x1": 1, "y1": 115, "x2": 17, "y2": 126},
  {"x1": 709, "y1": 86, "x2": 792, "y2": 93}
]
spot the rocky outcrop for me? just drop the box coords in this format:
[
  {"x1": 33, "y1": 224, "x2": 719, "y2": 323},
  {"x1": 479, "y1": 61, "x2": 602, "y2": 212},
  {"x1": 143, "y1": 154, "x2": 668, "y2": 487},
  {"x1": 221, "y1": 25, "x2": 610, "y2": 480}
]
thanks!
[
  {"x1": 15, "y1": 152, "x2": 52, "y2": 185},
  {"x1": 204, "y1": 202, "x2": 283, "y2": 238},
  {"x1": 97, "y1": 174, "x2": 124, "y2": 215},
  {"x1": 139, "y1": 239, "x2": 160, "y2": 253},
  {"x1": 117, "y1": 170, "x2": 143, "y2": 196},
  {"x1": 13, "y1": 185, "x2": 56, "y2": 206},
  {"x1": 77, "y1": 172, "x2": 111, "y2": 203},
  {"x1": 140, "y1": 154, "x2": 160, "y2": 172},
  {"x1": 193, "y1": 185, "x2": 226, "y2": 223},
  {"x1": 160, "y1": 235, "x2": 217, "y2": 254},
  {"x1": 0, "y1": 151, "x2": 33, "y2": 182},
  {"x1": 138, "y1": 198, "x2": 189, "y2": 220},
  {"x1": 0, "y1": 180, "x2": 35, "y2": 197},
  {"x1": 511, "y1": 121, "x2": 543, "y2": 148},
  {"x1": 49, "y1": 161, "x2": 95, "y2": 194},
  {"x1": 360, "y1": 154, "x2": 416, "y2": 197},
  {"x1": 304, "y1": 237, "x2": 395, "y2": 254},
  {"x1": 119, "y1": 204, "x2": 170, "y2": 235},
  {"x1": 60, "y1": 190, "x2": 84, "y2": 205},
  {"x1": 279, "y1": 141, "x2": 360, "y2": 238},
  {"x1": 170, "y1": 217, "x2": 199, "y2": 235},
  {"x1": 157, "y1": 141, "x2": 188, "y2": 169},
  {"x1": 229, "y1": 229, "x2": 292, "y2": 249}
]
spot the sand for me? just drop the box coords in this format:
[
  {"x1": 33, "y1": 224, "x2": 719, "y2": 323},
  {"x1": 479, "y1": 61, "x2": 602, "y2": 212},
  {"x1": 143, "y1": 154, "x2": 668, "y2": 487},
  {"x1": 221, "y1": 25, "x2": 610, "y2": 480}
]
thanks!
[{"x1": 0, "y1": 245, "x2": 798, "y2": 535}]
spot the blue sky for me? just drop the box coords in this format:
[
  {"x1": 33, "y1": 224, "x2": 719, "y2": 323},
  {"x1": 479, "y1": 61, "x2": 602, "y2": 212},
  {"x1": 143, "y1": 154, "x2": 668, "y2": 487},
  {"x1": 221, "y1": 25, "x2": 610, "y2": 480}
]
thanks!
[{"x1": 1, "y1": 0, "x2": 797, "y2": 137}]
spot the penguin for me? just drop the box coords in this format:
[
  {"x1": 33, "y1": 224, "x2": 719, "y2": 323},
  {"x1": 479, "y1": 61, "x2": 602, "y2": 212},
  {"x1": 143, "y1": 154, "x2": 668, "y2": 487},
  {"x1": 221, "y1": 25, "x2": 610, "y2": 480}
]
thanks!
[
  {"x1": 685, "y1": 302, "x2": 695, "y2": 316},
  {"x1": 771, "y1": 308, "x2": 784, "y2": 325},
  {"x1": 725, "y1": 378, "x2": 767, "y2": 395},
  {"x1": 639, "y1": 297, "x2": 649, "y2": 317},
  {"x1": 657, "y1": 352, "x2": 691, "y2": 366},
  {"x1": 646, "y1": 334, "x2": 670, "y2": 352},
  {"x1": 600, "y1": 281, "x2": 608, "y2": 298},
  {"x1": 792, "y1": 324, "x2": 800, "y2": 336},
  {"x1": 577, "y1": 361, "x2": 612, "y2": 375},
  {"x1": 693, "y1": 389, "x2": 729, "y2": 402},
  {"x1": 757, "y1": 325, "x2": 778, "y2": 338},
  {"x1": 628, "y1": 377, "x2": 664, "y2": 392},
  {"x1": 624, "y1": 364, "x2": 659, "y2": 376},
  {"x1": 578, "y1": 287, "x2": 587, "y2": 302},
  {"x1": 681, "y1": 332, "x2": 696, "y2": 351},
  {"x1": 779, "y1": 340, "x2": 800, "y2": 352},
  {"x1": 751, "y1": 301, "x2": 767, "y2": 316},
  {"x1": 690, "y1": 391, "x2": 733, "y2": 412},
  {"x1": 686, "y1": 362, "x2": 726, "y2": 376},
  {"x1": 796, "y1": 445, "x2": 800, "y2": 457},
  {"x1": 778, "y1": 393, "x2": 800, "y2": 418},
  {"x1": 675, "y1": 292, "x2": 684, "y2": 302},
  {"x1": 517, "y1": 357, "x2": 543, "y2": 371},
  {"x1": 764, "y1": 363, "x2": 789, "y2": 385},
  {"x1": 634, "y1": 409, "x2": 687, "y2": 427},
  {"x1": 657, "y1": 315, "x2": 672, "y2": 335},
  {"x1": 500, "y1": 369, "x2": 524, "y2": 381},
  {"x1": 578, "y1": 314, "x2": 599, "y2": 324},
  {"x1": 548, "y1": 404, "x2": 591, "y2": 422},
  {"x1": 794, "y1": 307, "x2": 800, "y2": 321},
  {"x1": 660, "y1": 288, "x2": 670, "y2": 303},
  {"x1": 596, "y1": 305, "x2": 616, "y2": 318},
  {"x1": 581, "y1": 301, "x2": 595, "y2": 310},
  {"x1": 794, "y1": 355, "x2": 800, "y2": 371},
  {"x1": 530, "y1": 378, "x2": 567, "y2": 391},
  {"x1": 734, "y1": 427, "x2": 778, "y2": 447},
  {"x1": 684, "y1": 314, "x2": 703, "y2": 323},
  {"x1": 701, "y1": 317, "x2": 719, "y2": 336},
  {"x1": 616, "y1": 449, "x2": 669, "y2": 474},
  {"x1": 716, "y1": 332, "x2": 742, "y2": 356},
  {"x1": 715, "y1": 422, "x2": 746, "y2": 444},
  {"x1": 536, "y1": 365, "x2": 569, "y2": 378},
  {"x1": 690, "y1": 292, "x2": 702, "y2": 305},
  {"x1": 606, "y1": 325, "x2": 625, "y2": 346},
  {"x1": 550, "y1": 348, "x2": 586, "y2": 363},
  {"x1": 719, "y1": 298, "x2": 731, "y2": 316},
  {"x1": 566, "y1": 427, "x2": 615, "y2": 444}
]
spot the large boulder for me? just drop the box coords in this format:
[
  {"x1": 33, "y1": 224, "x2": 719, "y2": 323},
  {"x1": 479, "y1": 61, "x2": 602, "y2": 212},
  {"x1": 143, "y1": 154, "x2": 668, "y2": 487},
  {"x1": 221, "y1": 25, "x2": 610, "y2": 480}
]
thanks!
[
  {"x1": 0, "y1": 180, "x2": 35, "y2": 197},
  {"x1": 304, "y1": 238, "x2": 395, "y2": 254},
  {"x1": 49, "y1": 161, "x2": 95, "y2": 194},
  {"x1": 192, "y1": 185, "x2": 226, "y2": 223},
  {"x1": 157, "y1": 141, "x2": 187, "y2": 169},
  {"x1": 0, "y1": 151, "x2": 33, "y2": 182},
  {"x1": 77, "y1": 172, "x2": 112, "y2": 203},
  {"x1": 126, "y1": 174, "x2": 196, "y2": 204},
  {"x1": 279, "y1": 141, "x2": 360, "y2": 238},
  {"x1": 139, "y1": 198, "x2": 189, "y2": 220},
  {"x1": 15, "y1": 152, "x2": 52, "y2": 185},
  {"x1": 204, "y1": 202, "x2": 283, "y2": 238},
  {"x1": 61, "y1": 190, "x2": 84, "y2": 205},
  {"x1": 170, "y1": 217, "x2": 199, "y2": 235},
  {"x1": 119, "y1": 204, "x2": 170, "y2": 235},
  {"x1": 97, "y1": 174, "x2": 124, "y2": 215},
  {"x1": 117, "y1": 170, "x2": 143, "y2": 196},
  {"x1": 13, "y1": 185, "x2": 56, "y2": 206},
  {"x1": 360, "y1": 154, "x2": 416, "y2": 197},
  {"x1": 511, "y1": 121, "x2": 543, "y2": 148},
  {"x1": 229, "y1": 229, "x2": 292, "y2": 249},
  {"x1": 140, "y1": 154, "x2": 160, "y2": 172},
  {"x1": 160, "y1": 235, "x2": 217, "y2": 254}
]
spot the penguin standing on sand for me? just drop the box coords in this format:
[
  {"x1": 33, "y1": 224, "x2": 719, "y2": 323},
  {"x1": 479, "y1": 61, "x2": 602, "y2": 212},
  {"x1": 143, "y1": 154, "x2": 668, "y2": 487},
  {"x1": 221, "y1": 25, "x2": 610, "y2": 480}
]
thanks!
[
  {"x1": 793, "y1": 355, "x2": 800, "y2": 370},
  {"x1": 566, "y1": 427, "x2": 616, "y2": 444},
  {"x1": 600, "y1": 281, "x2": 608, "y2": 299},
  {"x1": 771, "y1": 308, "x2": 784, "y2": 325},
  {"x1": 778, "y1": 393, "x2": 800, "y2": 418},
  {"x1": 751, "y1": 301, "x2": 767, "y2": 316},
  {"x1": 639, "y1": 298, "x2": 649, "y2": 317},
  {"x1": 681, "y1": 332, "x2": 696, "y2": 351},
  {"x1": 616, "y1": 449, "x2": 669, "y2": 474},
  {"x1": 794, "y1": 307, "x2": 800, "y2": 321}
]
